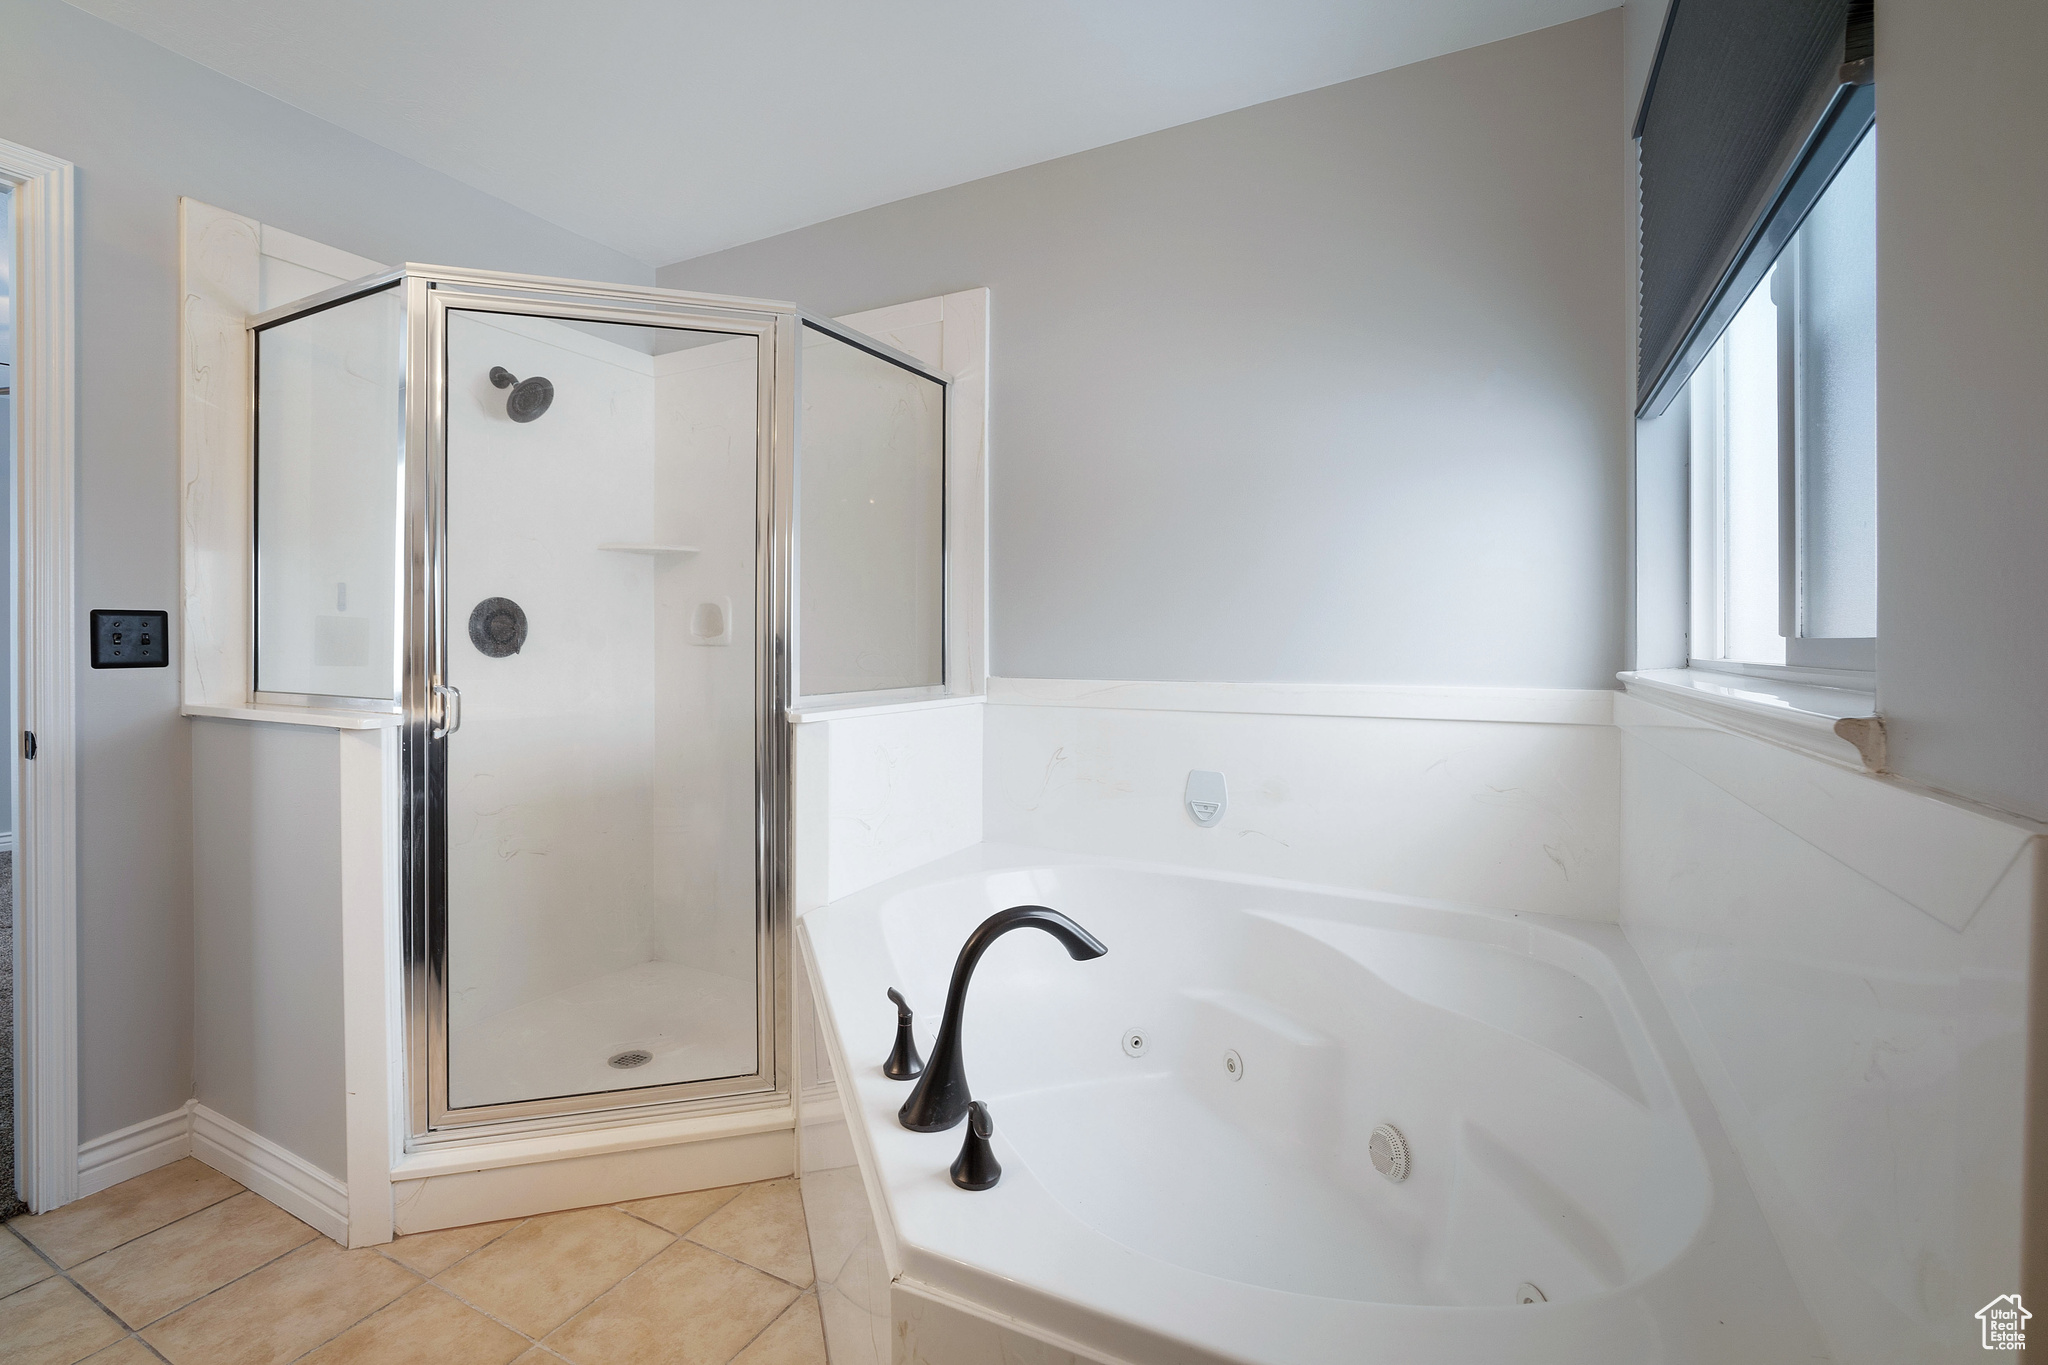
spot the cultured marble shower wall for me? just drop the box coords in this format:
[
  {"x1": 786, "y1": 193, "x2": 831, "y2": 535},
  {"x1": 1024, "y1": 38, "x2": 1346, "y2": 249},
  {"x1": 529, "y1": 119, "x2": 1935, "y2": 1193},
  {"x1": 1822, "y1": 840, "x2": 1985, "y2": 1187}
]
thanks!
[
  {"x1": 445, "y1": 313, "x2": 661, "y2": 1032},
  {"x1": 650, "y1": 335, "x2": 760, "y2": 988}
]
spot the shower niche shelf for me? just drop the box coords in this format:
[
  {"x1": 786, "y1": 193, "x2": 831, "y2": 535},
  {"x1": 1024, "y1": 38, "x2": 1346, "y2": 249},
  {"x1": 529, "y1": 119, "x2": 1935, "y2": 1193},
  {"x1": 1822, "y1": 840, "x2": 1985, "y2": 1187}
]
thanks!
[{"x1": 597, "y1": 543, "x2": 703, "y2": 557}]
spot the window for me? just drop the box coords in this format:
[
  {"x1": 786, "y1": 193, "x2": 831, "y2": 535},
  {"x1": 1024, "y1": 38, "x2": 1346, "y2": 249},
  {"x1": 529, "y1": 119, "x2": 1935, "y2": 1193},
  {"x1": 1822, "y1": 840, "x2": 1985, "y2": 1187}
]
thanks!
[{"x1": 1687, "y1": 128, "x2": 1876, "y2": 674}]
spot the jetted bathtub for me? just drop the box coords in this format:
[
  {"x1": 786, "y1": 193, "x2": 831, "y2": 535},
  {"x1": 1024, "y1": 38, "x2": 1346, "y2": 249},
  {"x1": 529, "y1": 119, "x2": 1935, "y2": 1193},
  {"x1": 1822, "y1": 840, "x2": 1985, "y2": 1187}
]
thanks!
[{"x1": 796, "y1": 845, "x2": 1827, "y2": 1365}]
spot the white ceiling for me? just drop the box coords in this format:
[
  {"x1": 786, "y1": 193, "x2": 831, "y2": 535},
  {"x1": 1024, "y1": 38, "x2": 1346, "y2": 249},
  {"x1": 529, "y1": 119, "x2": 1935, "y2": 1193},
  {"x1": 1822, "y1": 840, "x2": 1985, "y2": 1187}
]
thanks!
[{"x1": 70, "y1": 0, "x2": 1611, "y2": 266}]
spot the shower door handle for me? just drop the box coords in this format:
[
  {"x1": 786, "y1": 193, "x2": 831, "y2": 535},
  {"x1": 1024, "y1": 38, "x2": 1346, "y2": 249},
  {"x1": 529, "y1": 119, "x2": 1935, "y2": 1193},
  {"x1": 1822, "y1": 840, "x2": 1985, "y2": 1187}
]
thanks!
[{"x1": 432, "y1": 684, "x2": 462, "y2": 739}]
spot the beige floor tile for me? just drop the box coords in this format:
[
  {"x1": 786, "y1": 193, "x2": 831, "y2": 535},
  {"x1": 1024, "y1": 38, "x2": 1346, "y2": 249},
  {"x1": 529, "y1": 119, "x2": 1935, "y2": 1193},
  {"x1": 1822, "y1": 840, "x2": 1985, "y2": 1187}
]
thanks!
[
  {"x1": 0, "y1": 1225, "x2": 56, "y2": 1297},
  {"x1": 301, "y1": 1283, "x2": 528, "y2": 1365},
  {"x1": 0, "y1": 1276, "x2": 127, "y2": 1365},
  {"x1": 616, "y1": 1184, "x2": 744, "y2": 1237},
  {"x1": 544, "y1": 1240, "x2": 798, "y2": 1365},
  {"x1": 79, "y1": 1338, "x2": 162, "y2": 1364},
  {"x1": 434, "y1": 1205, "x2": 672, "y2": 1339},
  {"x1": 12, "y1": 1160, "x2": 244, "y2": 1268},
  {"x1": 732, "y1": 1291, "x2": 827, "y2": 1365},
  {"x1": 381, "y1": 1219, "x2": 524, "y2": 1278},
  {"x1": 140, "y1": 1237, "x2": 419, "y2": 1365},
  {"x1": 686, "y1": 1179, "x2": 814, "y2": 1288},
  {"x1": 72, "y1": 1191, "x2": 318, "y2": 1328}
]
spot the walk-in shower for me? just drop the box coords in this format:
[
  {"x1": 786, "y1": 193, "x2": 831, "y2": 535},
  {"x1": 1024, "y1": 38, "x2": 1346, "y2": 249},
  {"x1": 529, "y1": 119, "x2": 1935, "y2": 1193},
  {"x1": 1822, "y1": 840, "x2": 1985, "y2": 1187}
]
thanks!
[{"x1": 246, "y1": 267, "x2": 947, "y2": 1141}]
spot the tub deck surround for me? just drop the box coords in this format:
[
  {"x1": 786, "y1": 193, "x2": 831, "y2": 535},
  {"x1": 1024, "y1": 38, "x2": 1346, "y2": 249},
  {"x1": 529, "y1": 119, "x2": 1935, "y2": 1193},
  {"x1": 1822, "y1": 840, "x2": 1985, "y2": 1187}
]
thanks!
[
  {"x1": 982, "y1": 679, "x2": 1623, "y2": 925},
  {"x1": 1616, "y1": 693, "x2": 2047, "y2": 1363},
  {"x1": 797, "y1": 844, "x2": 1829, "y2": 1365}
]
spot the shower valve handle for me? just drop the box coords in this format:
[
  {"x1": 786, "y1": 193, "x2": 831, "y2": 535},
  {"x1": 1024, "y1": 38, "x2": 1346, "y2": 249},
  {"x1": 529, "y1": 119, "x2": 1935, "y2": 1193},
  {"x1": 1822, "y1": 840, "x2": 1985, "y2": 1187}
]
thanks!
[{"x1": 432, "y1": 684, "x2": 462, "y2": 739}]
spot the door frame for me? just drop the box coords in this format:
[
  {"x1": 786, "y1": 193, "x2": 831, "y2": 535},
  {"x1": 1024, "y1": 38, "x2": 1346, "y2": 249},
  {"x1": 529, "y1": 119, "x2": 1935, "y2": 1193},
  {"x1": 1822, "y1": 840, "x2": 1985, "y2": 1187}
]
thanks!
[
  {"x1": 1, "y1": 137, "x2": 80, "y2": 1213},
  {"x1": 378, "y1": 271, "x2": 798, "y2": 1140}
]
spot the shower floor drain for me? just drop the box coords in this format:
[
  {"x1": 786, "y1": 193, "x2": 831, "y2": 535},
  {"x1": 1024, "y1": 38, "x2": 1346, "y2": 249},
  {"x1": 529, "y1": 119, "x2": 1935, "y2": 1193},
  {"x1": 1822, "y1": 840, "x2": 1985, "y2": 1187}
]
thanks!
[{"x1": 607, "y1": 1050, "x2": 654, "y2": 1070}]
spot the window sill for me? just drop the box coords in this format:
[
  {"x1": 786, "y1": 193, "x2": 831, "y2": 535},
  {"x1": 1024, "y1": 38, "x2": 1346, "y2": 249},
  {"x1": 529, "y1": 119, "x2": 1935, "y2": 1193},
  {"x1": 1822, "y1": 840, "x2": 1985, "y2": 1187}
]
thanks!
[
  {"x1": 1683, "y1": 657, "x2": 1875, "y2": 693},
  {"x1": 1617, "y1": 667, "x2": 1884, "y2": 772}
]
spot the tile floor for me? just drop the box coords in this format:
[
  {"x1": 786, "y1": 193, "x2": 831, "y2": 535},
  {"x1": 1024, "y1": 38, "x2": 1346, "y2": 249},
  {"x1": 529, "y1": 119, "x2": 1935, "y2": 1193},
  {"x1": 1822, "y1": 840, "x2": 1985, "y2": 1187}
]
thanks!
[{"x1": 0, "y1": 1158, "x2": 827, "y2": 1365}]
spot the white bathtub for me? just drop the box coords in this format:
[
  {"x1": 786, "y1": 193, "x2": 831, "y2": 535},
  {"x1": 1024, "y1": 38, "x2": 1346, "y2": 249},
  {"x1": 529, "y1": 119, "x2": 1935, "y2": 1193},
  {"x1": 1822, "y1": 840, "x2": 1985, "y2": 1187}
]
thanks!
[{"x1": 796, "y1": 845, "x2": 1827, "y2": 1365}]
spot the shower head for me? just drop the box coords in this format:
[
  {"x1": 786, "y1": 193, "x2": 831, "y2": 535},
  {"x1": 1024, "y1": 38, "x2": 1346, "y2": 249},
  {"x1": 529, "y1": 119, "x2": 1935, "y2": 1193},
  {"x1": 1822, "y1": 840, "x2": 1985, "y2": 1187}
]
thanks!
[{"x1": 489, "y1": 366, "x2": 555, "y2": 423}]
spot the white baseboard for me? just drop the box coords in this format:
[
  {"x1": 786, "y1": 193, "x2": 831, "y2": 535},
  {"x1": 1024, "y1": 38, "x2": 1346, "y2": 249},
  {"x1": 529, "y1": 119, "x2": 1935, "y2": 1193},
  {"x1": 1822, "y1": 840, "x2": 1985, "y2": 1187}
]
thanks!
[
  {"x1": 74, "y1": 1099, "x2": 782, "y2": 1248},
  {"x1": 391, "y1": 1123, "x2": 793, "y2": 1235},
  {"x1": 76, "y1": 1102, "x2": 349, "y2": 1244},
  {"x1": 0, "y1": 829, "x2": 15, "y2": 854},
  {"x1": 77, "y1": 1104, "x2": 193, "y2": 1196},
  {"x1": 191, "y1": 1104, "x2": 349, "y2": 1244}
]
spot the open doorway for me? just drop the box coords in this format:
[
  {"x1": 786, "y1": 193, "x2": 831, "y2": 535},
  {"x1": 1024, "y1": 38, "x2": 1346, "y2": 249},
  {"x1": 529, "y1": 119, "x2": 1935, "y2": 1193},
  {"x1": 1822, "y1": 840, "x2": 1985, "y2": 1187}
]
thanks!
[
  {"x1": 0, "y1": 181, "x2": 16, "y2": 1222},
  {"x1": 1, "y1": 137, "x2": 76, "y2": 1217}
]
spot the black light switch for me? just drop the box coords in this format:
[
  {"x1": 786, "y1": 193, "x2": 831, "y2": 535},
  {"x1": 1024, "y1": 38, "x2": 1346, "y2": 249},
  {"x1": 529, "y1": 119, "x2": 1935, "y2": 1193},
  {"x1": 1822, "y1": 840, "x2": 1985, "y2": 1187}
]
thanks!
[{"x1": 90, "y1": 610, "x2": 170, "y2": 669}]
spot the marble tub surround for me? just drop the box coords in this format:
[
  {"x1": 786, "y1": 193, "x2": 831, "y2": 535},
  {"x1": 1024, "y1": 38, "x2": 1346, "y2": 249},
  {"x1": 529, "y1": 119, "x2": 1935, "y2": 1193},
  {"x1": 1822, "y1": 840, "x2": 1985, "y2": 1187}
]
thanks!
[
  {"x1": 1616, "y1": 693, "x2": 2047, "y2": 1364},
  {"x1": 0, "y1": 1157, "x2": 826, "y2": 1365},
  {"x1": 982, "y1": 679, "x2": 1622, "y2": 923}
]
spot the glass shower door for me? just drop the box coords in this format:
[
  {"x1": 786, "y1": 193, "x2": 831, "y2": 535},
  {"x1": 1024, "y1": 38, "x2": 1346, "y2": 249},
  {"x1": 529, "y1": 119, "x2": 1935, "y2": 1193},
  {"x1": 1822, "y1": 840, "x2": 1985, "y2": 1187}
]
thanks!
[{"x1": 433, "y1": 304, "x2": 768, "y2": 1121}]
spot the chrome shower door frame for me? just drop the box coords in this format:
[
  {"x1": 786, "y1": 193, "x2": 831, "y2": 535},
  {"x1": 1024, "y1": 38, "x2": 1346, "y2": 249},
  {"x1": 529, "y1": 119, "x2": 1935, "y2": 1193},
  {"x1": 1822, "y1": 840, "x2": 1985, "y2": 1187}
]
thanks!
[{"x1": 402, "y1": 267, "x2": 797, "y2": 1141}]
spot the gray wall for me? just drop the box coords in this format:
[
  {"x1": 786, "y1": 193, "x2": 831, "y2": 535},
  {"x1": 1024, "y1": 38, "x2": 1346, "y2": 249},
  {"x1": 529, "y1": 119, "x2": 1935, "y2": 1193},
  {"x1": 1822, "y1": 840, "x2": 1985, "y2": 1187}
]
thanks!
[
  {"x1": 1876, "y1": 0, "x2": 2048, "y2": 823},
  {"x1": 190, "y1": 722, "x2": 344, "y2": 1179},
  {"x1": 662, "y1": 14, "x2": 1627, "y2": 689},
  {"x1": 0, "y1": 0, "x2": 648, "y2": 1144}
]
